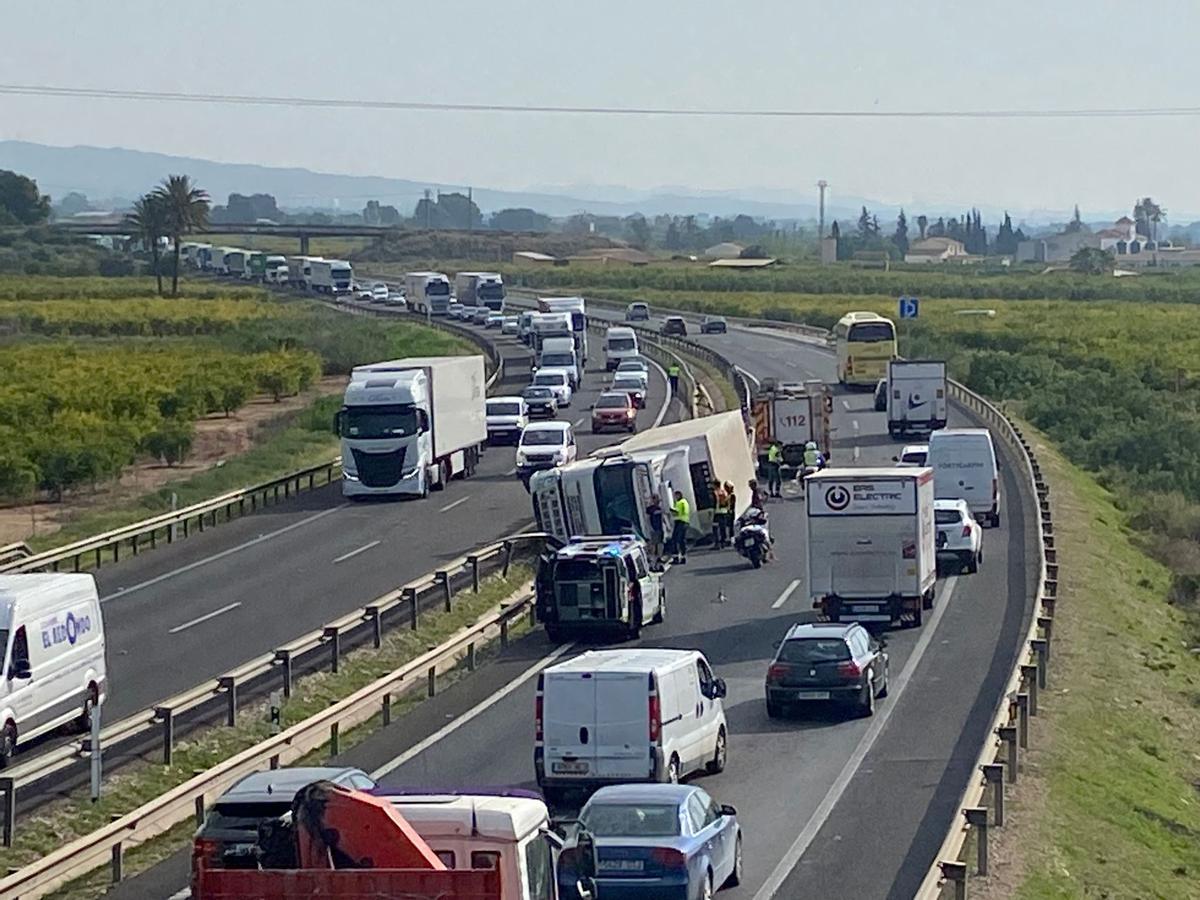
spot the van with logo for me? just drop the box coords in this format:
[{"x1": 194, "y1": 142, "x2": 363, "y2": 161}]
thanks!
[
  {"x1": 928, "y1": 428, "x2": 1001, "y2": 527},
  {"x1": 535, "y1": 648, "x2": 728, "y2": 804},
  {"x1": 0, "y1": 574, "x2": 107, "y2": 763}
]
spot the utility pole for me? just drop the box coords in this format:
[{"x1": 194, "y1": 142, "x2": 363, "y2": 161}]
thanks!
[
  {"x1": 817, "y1": 180, "x2": 828, "y2": 239},
  {"x1": 467, "y1": 186, "x2": 473, "y2": 235},
  {"x1": 423, "y1": 189, "x2": 432, "y2": 230}
]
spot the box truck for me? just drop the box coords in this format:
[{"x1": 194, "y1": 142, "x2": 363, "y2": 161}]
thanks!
[
  {"x1": 887, "y1": 360, "x2": 948, "y2": 438},
  {"x1": 224, "y1": 249, "x2": 249, "y2": 277},
  {"x1": 406, "y1": 272, "x2": 452, "y2": 316},
  {"x1": 335, "y1": 356, "x2": 487, "y2": 498},
  {"x1": 750, "y1": 379, "x2": 833, "y2": 469},
  {"x1": 806, "y1": 467, "x2": 936, "y2": 628},
  {"x1": 536, "y1": 297, "x2": 588, "y2": 363},
  {"x1": 613, "y1": 411, "x2": 755, "y2": 537},
  {"x1": 311, "y1": 259, "x2": 353, "y2": 295},
  {"x1": 246, "y1": 252, "x2": 268, "y2": 280},
  {"x1": 454, "y1": 272, "x2": 506, "y2": 312}
]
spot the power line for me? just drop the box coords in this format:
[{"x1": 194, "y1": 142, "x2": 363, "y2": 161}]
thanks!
[{"x1": 2, "y1": 82, "x2": 1200, "y2": 119}]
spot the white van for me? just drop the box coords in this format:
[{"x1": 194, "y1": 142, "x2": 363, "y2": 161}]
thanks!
[
  {"x1": 535, "y1": 649, "x2": 728, "y2": 801},
  {"x1": 0, "y1": 574, "x2": 107, "y2": 762},
  {"x1": 928, "y1": 428, "x2": 1001, "y2": 527},
  {"x1": 603, "y1": 327, "x2": 640, "y2": 371},
  {"x1": 536, "y1": 337, "x2": 581, "y2": 388}
]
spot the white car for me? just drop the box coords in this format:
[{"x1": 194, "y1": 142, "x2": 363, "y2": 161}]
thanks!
[
  {"x1": 385, "y1": 292, "x2": 407, "y2": 309},
  {"x1": 515, "y1": 421, "x2": 577, "y2": 480},
  {"x1": 447, "y1": 303, "x2": 465, "y2": 319},
  {"x1": 531, "y1": 368, "x2": 573, "y2": 408},
  {"x1": 486, "y1": 396, "x2": 529, "y2": 445},
  {"x1": 501, "y1": 316, "x2": 520, "y2": 335},
  {"x1": 895, "y1": 444, "x2": 928, "y2": 467},
  {"x1": 935, "y1": 499, "x2": 983, "y2": 573},
  {"x1": 370, "y1": 283, "x2": 390, "y2": 303},
  {"x1": 485, "y1": 312, "x2": 505, "y2": 329}
]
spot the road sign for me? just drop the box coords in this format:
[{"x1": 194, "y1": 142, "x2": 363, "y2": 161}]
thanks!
[{"x1": 899, "y1": 296, "x2": 920, "y2": 319}]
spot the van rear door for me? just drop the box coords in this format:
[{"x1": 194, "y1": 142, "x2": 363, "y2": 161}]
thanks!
[
  {"x1": 544, "y1": 672, "x2": 596, "y2": 780},
  {"x1": 593, "y1": 672, "x2": 652, "y2": 780}
]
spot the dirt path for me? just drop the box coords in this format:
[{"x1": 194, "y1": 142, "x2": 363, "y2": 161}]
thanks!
[{"x1": 0, "y1": 377, "x2": 347, "y2": 547}]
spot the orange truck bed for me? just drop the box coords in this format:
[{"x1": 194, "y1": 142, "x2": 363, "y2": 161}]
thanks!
[{"x1": 196, "y1": 868, "x2": 502, "y2": 899}]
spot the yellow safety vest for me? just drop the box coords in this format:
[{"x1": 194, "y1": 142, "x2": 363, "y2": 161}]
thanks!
[
  {"x1": 767, "y1": 444, "x2": 782, "y2": 463},
  {"x1": 668, "y1": 364, "x2": 681, "y2": 377},
  {"x1": 804, "y1": 448, "x2": 820, "y2": 467},
  {"x1": 672, "y1": 497, "x2": 691, "y2": 523}
]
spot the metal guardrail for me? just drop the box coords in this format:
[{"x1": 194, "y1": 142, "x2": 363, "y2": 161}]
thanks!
[
  {"x1": 0, "y1": 534, "x2": 549, "y2": 899},
  {"x1": 0, "y1": 544, "x2": 30, "y2": 567},
  {"x1": 0, "y1": 461, "x2": 342, "y2": 576}
]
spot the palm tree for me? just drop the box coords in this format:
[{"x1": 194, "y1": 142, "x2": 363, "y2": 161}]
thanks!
[
  {"x1": 154, "y1": 175, "x2": 210, "y2": 296},
  {"x1": 125, "y1": 194, "x2": 169, "y2": 296}
]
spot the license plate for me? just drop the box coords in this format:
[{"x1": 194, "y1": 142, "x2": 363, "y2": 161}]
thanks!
[
  {"x1": 552, "y1": 760, "x2": 589, "y2": 774},
  {"x1": 854, "y1": 613, "x2": 893, "y2": 622},
  {"x1": 741, "y1": 537, "x2": 755, "y2": 547},
  {"x1": 794, "y1": 690, "x2": 830, "y2": 700},
  {"x1": 598, "y1": 860, "x2": 644, "y2": 872}
]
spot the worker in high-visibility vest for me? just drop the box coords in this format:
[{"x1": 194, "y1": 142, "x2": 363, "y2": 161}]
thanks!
[
  {"x1": 667, "y1": 363, "x2": 681, "y2": 394},
  {"x1": 670, "y1": 490, "x2": 691, "y2": 564},
  {"x1": 766, "y1": 441, "x2": 784, "y2": 497},
  {"x1": 711, "y1": 480, "x2": 731, "y2": 547}
]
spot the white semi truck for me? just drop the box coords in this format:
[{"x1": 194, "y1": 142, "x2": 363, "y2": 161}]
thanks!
[
  {"x1": 336, "y1": 356, "x2": 487, "y2": 498},
  {"x1": 806, "y1": 467, "x2": 936, "y2": 628},
  {"x1": 454, "y1": 272, "x2": 506, "y2": 312},
  {"x1": 310, "y1": 259, "x2": 353, "y2": 295},
  {"x1": 537, "y1": 296, "x2": 588, "y2": 364},
  {"x1": 406, "y1": 271, "x2": 453, "y2": 316},
  {"x1": 887, "y1": 360, "x2": 948, "y2": 438}
]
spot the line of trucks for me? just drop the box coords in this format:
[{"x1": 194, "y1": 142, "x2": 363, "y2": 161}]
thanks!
[{"x1": 177, "y1": 243, "x2": 355, "y2": 294}]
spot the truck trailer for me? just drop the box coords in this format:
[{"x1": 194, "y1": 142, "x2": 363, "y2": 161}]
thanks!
[
  {"x1": 310, "y1": 258, "x2": 353, "y2": 295},
  {"x1": 887, "y1": 360, "x2": 948, "y2": 438},
  {"x1": 406, "y1": 271, "x2": 452, "y2": 316},
  {"x1": 336, "y1": 356, "x2": 487, "y2": 498},
  {"x1": 806, "y1": 467, "x2": 936, "y2": 628},
  {"x1": 454, "y1": 271, "x2": 506, "y2": 312}
]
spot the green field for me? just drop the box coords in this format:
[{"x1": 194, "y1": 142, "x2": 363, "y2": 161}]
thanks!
[{"x1": 0, "y1": 276, "x2": 471, "y2": 507}]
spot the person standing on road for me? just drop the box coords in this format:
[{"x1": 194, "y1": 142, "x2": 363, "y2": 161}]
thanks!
[
  {"x1": 670, "y1": 490, "x2": 691, "y2": 564},
  {"x1": 766, "y1": 441, "x2": 784, "y2": 498},
  {"x1": 645, "y1": 495, "x2": 665, "y2": 563},
  {"x1": 711, "y1": 480, "x2": 731, "y2": 547},
  {"x1": 667, "y1": 363, "x2": 681, "y2": 394},
  {"x1": 723, "y1": 481, "x2": 737, "y2": 545}
]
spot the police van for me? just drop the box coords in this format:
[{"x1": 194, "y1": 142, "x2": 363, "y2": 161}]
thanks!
[
  {"x1": 0, "y1": 574, "x2": 108, "y2": 763},
  {"x1": 535, "y1": 536, "x2": 664, "y2": 642}
]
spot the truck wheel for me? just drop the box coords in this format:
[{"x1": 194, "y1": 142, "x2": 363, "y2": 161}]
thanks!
[
  {"x1": 922, "y1": 589, "x2": 934, "y2": 610},
  {"x1": 420, "y1": 468, "x2": 430, "y2": 499},
  {"x1": 909, "y1": 605, "x2": 923, "y2": 628},
  {"x1": 432, "y1": 459, "x2": 451, "y2": 491}
]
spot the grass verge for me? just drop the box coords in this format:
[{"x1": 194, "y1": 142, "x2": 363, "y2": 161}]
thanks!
[
  {"x1": 16, "y1": 563, "x2": 535, "y2": 899},
  {"x1": 26, "y1": 394, "x2": 343, "y2": 554},
  {"x1": 975, "y1": 437, "x2": 1200, "y2": 899}
]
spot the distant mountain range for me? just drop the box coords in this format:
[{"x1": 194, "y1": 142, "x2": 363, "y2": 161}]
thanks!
[{"x1": 0, "y1": 140, "x2": 1182, "y2": 226}]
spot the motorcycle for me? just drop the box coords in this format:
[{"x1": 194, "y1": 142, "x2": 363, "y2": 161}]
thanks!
[
  {"x1": 797, "y1": 457, "x2": 826, "y2": 494},
  {"x1": 734, "y1": 507, "x2": 772, "y2": 568}
]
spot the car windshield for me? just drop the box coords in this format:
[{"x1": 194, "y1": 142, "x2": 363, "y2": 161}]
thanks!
[
  {"x1": 582, "y1": 803, "x2": 681, "y2": 838},
  {"x1": 936, "y1": 509, "x2": 963, "y2": 525},
  {"x1": 667, "y1": 318, "x2": 684, "y2": 326},
  {"x1": 522, "y1": 429, "x2": 566, "y2": 447},
  {"x1": 609, "y1": 337, "x2": 637, "y2": 352},
  {"x1": 426, "y1": 281, "x2": 450, "y2": 296},
  {"x1": 488, "y1": 402, "x2": 522, "y2": 416},
  {"x1": 778, "y1": 638, "x2": 851, "y2": 664},
  {"x1": 343, "y1": 405, "x2": 419, "y2": 439},
  {"x1": 540, "y1": 353, "x2": 574, "y2": 367},
  {"x1": 205, "y1": 801, "x2": 292, "y2": 833},
  {"x1": 534, "y1": 373, "x2": 566, "y2": 387},
  {"x1": 596, "y1": 394, "x2": 629, "y2": 409}
]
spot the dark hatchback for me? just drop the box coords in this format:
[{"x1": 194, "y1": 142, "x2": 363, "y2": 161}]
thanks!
[
  {"x1": 191, "y1": 766, "x2": 375, "y2": 889},
  {"x1": 661, "y1": 316, "x2": 688, "y2": 336},
  {"x1": 765, "y1": 622, "x2": 888, "y2": 719},
  {"x1": 522, "y1": 385, "x2": 559, "y2": 418}
]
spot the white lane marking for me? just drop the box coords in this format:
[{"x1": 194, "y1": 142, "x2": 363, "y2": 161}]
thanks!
[
  {"x1": 772, "y1": 579, "x2": 802, "y2": 609},
  {"x1": 842, "y1": 399, "x2": 851, "y2": 411},
  {"x1": 168, "y1": 601, "x2": 242, "y2": 635},
  {"x1": 101, "y1": 504, "x2": 348, "y2": 604},
  {"x1": 646, "y1": 357, "x2": 672, "y2": 428},
  {"x1": 573, "y1": 416, "x2": 587, "y2": 427},
  {"x1": 753, "y1": 577, "x2": 959, "y2": 899},
  {"x1": 853, "y1": 446, "x2": 861, "y2": 461},
  {"x1": 852, "y1": 420, "x2": 859, "y2": 432},
  {"x1": 372, "y1": 641, "x2": 576, "y2": 780},
  {"x1": 439, "y1": 496, "x2": 471, "y2": 513},
  {"x1": 333, "y1": 540, "x2": 380, "y2": 564}
]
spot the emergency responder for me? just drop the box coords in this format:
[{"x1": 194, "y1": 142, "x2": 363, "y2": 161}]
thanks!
[
  {"x1": 670, "y1": 490, "x2": 690, "y2": 564},
  {"x1": 766, "y1": 440, "x2": 784, "y2": 497},
  {"x1": 711, "y1": 479, "x2": 731, "y2": 547},
  {"x1": 667, "y1": 363, "x2": 681, "y2": 394},
  {"x1": 804, "y1": 441, "x2": 824, "y2": 470}
]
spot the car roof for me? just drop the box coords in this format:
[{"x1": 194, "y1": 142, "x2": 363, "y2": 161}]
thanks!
[
  {"x1": 219, "y1": 767, "x2": 364, "y2": 803},
  {"x1": 665, "y1": 315, "x2": 685, "y2": 321},
  {"x1": 557, "y1": 535, "x2": 642, "y2": 559},
  {"x1": 612, "y1": 374, "x2": 642, "y2": 383},
  {"x1": 901, "y1": 444, "x2": 928, "y2": 455},
  {"x1": 783, "y1": 622, "x2": 857, "y2": 641},
  {"x1": 597, "y1": 390, "x2": 632, "y2": 400},
  {"x1": 587, "y1": 783, "x2": 696, "y2": 805},
  {"x1": 934, "y1": 498, "x2": 970, "y2": 511},
  {"x1": 535, "y1": 368, "x2": 571, "y2": 378},
  {"x1": 487, "y1": 395, "x2": 525, "y2": 403}
]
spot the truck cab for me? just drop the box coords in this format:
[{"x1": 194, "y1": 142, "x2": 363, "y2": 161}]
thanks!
[
  {"x1": 535, "y1": 535, "x2": 665, "y2": 642},
  {"x1": 751, "y1": 378, "x2": 833, "y2": 468}
]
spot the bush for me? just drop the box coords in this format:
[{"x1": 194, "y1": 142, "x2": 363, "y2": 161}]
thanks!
[{"x1": 141, "y1": 421, "x2": 195, "y2": 467}]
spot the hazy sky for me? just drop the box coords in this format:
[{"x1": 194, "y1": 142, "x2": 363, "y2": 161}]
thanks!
[{"x1": 3, "y1": 0, "x2": 1198, "y2": 215}]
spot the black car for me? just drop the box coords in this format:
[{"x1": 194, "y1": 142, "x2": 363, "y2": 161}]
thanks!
[
  {"x1": 765, "y1": 622, "x2": 888, "y2": 719},
  {"x1": 192, "y1": 766, "x2": 375, "y2": 884},
  {"x1": 700, "y1": 315, "x2": 728, "y2": 334},
  {"x1": 874, "y1": 378, "x2": 888, "y2": 412},
  {"x1": 522, "y1": 385, "x2": 559, "y2": 418},
  {"x1": 661, "y1": 316, "x2": 688, "y2": 336}
]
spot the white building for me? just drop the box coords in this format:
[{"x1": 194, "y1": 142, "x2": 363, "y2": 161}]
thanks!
[{"x1": 904, "y1": 237, "x2": 967, "y2": 264}]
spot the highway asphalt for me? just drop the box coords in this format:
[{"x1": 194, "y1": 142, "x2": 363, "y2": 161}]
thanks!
[{"x1": 110, "y1": 315, "x2": 1034, "y2": 899}]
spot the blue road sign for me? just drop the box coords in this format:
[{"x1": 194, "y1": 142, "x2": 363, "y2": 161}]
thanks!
[{"x1": 899, "y1": 296, "x2": 920, "y2": 319}]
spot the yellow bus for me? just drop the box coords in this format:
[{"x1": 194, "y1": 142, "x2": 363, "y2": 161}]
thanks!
[{"x1": 834, "y1": 311, "x2": 898, "y2": 387}]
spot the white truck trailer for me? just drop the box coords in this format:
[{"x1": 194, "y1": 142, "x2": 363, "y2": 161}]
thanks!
[
  {"x1": 454, "y1": 272, "x2": 506, "y2": 312},
  {"x1": 336, "y1": 356, "x2": 487, "y2": 499},
  {"x1": 406, "y1": 272, "x2": 452, "y2": 316},
  {"x1": 614, "y1": 411, "x2": 755, "y2": 538},
  {"x1": 806, "y1": 467, "x2": 936, "y2": 628},
  {"x1": 310, "y1": 259, "x2": 353, "y2": 295},
  {"x1": 887, "y1": 360, "x2": 948, "y2": 438}
]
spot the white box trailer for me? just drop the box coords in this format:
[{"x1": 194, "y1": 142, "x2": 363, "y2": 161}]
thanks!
[
  {"x1": 615, "y1": 411, "x2": 755, "y2": 537},
  {"x1": 337, "y1": 356, "x2": 487, "y2": 498},
  {"x1": 806, "y1": 467, "x2": 936, "y2": 628},
  {"x1": 887, "y1": 360, "x2": 948, "y2": 438}
]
